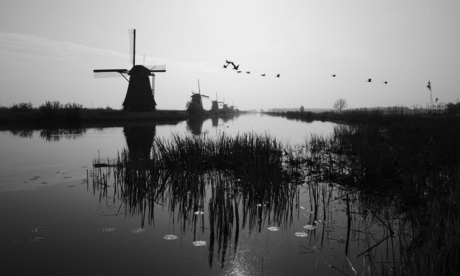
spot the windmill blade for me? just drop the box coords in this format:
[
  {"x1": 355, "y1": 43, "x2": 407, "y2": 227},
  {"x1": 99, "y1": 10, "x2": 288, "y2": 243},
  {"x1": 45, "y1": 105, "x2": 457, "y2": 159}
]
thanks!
[
  {"x1": 201, "y1": 95, "x2": 209, "y2": 98},
  {"x1": 144, "y1": 65, "x2": 167, "y2": 72},
  {"x1": 128, "y1": 29, "x2": 135, "y2": 66},
  {"x1": 93, "y1": 69, "x2": 129, "y2": 79}
]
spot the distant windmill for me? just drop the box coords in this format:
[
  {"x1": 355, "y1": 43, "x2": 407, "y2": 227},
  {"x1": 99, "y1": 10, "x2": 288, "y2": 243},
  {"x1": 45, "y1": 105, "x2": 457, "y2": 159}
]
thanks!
[
  {"x1": 230, "y1": 101, "x2": 238, "y2": 112},
  {"x1": 93, "y1": 29, "x2": 166, "y2": 111},
  {"x1": 189, "y1": 79, "x2": 209, "y2": 110},
  {"x1": 211, "y1": 92, "x2": 224, "y2": 112}
]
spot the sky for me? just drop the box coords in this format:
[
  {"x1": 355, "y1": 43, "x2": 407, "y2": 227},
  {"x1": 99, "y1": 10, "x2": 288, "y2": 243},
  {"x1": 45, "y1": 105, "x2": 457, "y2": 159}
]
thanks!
[{"x1": 1, "y1": 0, "x2": 459, "y2": 111}]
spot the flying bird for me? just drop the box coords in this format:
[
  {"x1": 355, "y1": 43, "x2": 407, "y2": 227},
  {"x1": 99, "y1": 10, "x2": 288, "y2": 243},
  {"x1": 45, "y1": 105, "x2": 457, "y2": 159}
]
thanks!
[
  {"x1": 276, "y1": 74, "x2": 280, "y2": 78},
  {"x1": 237, "y1": 71, "x2": 242, "y2": 73},
  {"x1": 223, "y1": 64, "x2": 228, "y2": 68},
  {"x1": 246, "y1": 71, "x2": 250, "y2": 74},
  {"x1": 261, "y1": 74, "x2": 265, "y2": 76},
  {"x1": 225, "y1": 60, "x2": 232, "y2": 64},
  {"x1": 232, "y1": 63, "x2": 240, "y2": 70},
  {"x1": 383, "y1": 81, "x2": 388, "y2": 84},
  {"x1": 332, "y1": 74, "x2": 336, "y2": 77},
  {"x1": 367, "y1": 79, "x2": 372, "y2": 82},
  {"x1": 435, "y1": 98, "x2": 438, "y2": 103}
]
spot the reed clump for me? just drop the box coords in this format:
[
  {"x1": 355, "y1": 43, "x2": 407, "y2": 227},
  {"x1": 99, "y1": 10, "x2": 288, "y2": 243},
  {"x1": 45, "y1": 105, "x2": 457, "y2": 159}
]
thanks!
[{"x1": 305, "y1": 117, "x2": 460, "y2": 275}]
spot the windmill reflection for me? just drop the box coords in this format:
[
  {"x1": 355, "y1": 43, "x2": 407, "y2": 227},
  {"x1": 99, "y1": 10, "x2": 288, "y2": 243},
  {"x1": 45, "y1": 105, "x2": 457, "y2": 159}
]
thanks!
[
  {"x1": 123, "y1": 123, "x2": 156, "y2": 159},
  {"x1": 186, "y1": 116, "x2": 207, "y2": 135}
]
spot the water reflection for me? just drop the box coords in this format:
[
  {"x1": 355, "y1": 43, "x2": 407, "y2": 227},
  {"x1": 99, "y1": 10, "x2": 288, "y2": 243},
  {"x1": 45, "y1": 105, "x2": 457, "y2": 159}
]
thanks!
[
  {"x1": 186, "y1": 116, "x2": 206, "y2": 135},
  {"x1": 39, "y1": 127, "x2": 86, "y2": 142},
  {"x1": 186, "y1": 114, "x2": 240, "y2": 135}
]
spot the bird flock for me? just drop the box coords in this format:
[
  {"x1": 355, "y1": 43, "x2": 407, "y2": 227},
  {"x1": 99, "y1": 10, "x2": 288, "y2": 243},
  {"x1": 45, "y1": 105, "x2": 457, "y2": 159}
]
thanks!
[
  {"x1": 332, "y1": 74, "x2": 388, "y2": 84},
  {"x1": 222, "y1": 60, "x2": 280, "y2": 78}
]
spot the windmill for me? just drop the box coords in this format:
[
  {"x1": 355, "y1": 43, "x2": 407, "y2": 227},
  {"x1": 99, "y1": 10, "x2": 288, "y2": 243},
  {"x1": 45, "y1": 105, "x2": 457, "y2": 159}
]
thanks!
[
  {"x1": 188, "y1": 79, "x2": 209, "y2": 110},
  {"x1": 93, "y1": 29, "x2": 166, "y2": 111},
  {"x1": 230, "y1": 101, "x2": 238, "y2": 112},
  {"x1": 211, "y1": 92, "x2": 224, "y2": 113}
]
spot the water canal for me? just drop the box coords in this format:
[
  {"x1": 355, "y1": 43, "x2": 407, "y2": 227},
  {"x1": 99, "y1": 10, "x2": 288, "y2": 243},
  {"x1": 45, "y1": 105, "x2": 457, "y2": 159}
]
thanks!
[{"x1": 0, "y1": 114, "x2": 397, "y2": 276}]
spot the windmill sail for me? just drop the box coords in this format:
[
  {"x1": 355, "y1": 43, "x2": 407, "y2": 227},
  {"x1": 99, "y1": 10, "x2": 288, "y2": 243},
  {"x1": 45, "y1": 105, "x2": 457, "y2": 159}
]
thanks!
[{"x1": 129, "y1": 29, "x2": 135, "y2": 66}]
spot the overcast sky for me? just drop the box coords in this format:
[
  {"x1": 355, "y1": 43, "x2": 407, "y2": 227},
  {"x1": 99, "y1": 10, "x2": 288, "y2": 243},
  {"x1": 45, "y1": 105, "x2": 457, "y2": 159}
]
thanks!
[{"x1": 1, "y1": 0, "x2": 459, "y2": 111}]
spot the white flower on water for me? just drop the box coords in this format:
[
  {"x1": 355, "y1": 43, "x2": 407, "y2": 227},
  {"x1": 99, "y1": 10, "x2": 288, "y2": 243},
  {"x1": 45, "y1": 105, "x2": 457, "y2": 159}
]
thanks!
[
  {"x1": 164, "y1": 235, "x2": 178, "y2": 240},
  {"x1": 303, "y1": 225, "x2": 316, "y2": 230},
  {"x1": 131, "y1": 228, "x2": 145, "y2": 233},
  {"x1": 267, "y1": 226, "x2": 280, "y2": 231},
  {"x1": 294, "y1": 232, "x2": 309, "y2": 237},
  {"x1": 192, "y1": 241, "x2": 207, "y2": 246},
  {"x1": 102, "y1": 228, "x2": 116, "y2": 232}
]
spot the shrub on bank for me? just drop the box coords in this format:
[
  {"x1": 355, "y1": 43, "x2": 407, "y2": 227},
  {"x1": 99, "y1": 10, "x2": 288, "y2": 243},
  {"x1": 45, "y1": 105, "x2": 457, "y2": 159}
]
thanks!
[
  {"x1": 38, "y1": 101, "x2": 83, "y2": 123},
  {"x1": 11, "y1": 102, "x2": 34, "y2": 112}
]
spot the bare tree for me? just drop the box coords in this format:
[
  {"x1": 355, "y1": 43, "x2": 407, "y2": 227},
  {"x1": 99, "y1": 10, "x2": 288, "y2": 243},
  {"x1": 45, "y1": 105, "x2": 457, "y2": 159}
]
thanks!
[{"x1": 333, "y1": 98, "x2": 348, "y2": 114}]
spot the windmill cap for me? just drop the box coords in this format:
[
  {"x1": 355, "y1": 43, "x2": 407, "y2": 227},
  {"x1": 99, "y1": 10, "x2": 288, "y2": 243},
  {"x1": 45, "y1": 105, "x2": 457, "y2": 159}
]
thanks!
[{"x1": 128, "y1": 65, "x2": 166, "y2": 76}]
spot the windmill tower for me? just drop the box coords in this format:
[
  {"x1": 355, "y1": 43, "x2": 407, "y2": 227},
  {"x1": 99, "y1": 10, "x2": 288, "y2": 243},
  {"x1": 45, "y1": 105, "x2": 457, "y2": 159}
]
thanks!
[
  {"x1": 93, "y1": 29, "x2": 166, "y2": 111},
  {"x1": 188, "y1": 79, "x2": 209, "y2": 111}
]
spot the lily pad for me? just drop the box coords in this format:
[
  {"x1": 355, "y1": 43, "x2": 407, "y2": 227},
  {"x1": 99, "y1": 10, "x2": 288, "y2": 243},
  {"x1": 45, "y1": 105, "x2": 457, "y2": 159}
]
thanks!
[
  {"x1": 194, "y1": 211, "x2": 204, "y2": 215},
  {"x1": 192, "y1": 241, "x2": 207, "y2": 246},
  {"x1": 131, "y1": 228, "x2": 145, "y2": 234},
  {"x1": 102, "y1": 228, "x2": 116, "y2": 232},
  {"x1": 164, "y1": 235, "x2": 178, "y2": 240},
  {"x1": 294, "y1": 232, "x2": 309, "y2": 237},
  {"x1": 31, "y1": 227, "x2": 45, "y2": 233},
  {"x1": 30, "y1": 237, "x2": 45, "y2": 242},
  {"x1": 303, "y1": 225, "x2": 316, "y2": 230},
  {"x1": 267, "y1": 226, "x2": 280, "y2": 231}
]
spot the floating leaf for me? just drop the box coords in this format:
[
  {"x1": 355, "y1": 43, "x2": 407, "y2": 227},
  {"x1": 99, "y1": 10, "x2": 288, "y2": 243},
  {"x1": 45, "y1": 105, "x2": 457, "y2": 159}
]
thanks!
[
  {"x1": 164, "y1": 235, "x2": 178, "y2": 240},
  {"x1": 267, "y1": 226, "x2": 280, "y2": 231},
  {"x1": 102, "y1": 228, "x2": 116, "y2": 232},
  {"x1": 194, "y1": 211, "x2": 204, "y2": 215},
  {"x1": 30, "y1": 237, "x2": 45, "y2": 242},
  {"x1": 192, "y1": 241, "x2": 207, "y2": 246},
  {"x1": 295, "y1": 232, "x2": 309, "y2": 237},
  {"x1": 131, "y1": 228, "x2": 145, "y2": 233},
  {"x1": 303, "y1": 225, "x2": 316, "y2": 230},
  {"x1": 31, "y1": 227, "x2": 45, "y2": 233}
]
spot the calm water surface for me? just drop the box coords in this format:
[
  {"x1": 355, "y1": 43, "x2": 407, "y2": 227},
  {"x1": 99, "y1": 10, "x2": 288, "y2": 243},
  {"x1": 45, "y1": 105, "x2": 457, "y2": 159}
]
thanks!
[{"x1": 0, "y1": 114, "x2": 394, "y2": 275}]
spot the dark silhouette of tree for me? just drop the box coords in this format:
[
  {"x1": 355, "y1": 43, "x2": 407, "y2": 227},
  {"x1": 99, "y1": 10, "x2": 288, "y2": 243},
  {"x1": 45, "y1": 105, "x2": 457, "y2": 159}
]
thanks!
[{"x1": 333, "y1": 98, "x2": 348, "y2": 114}]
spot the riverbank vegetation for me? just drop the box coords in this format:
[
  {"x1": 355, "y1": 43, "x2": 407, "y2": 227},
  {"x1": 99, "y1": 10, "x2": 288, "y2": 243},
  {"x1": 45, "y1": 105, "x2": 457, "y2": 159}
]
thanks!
[{"x1": 0, "y1": 101, "x2": 187, "y2": 125}]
